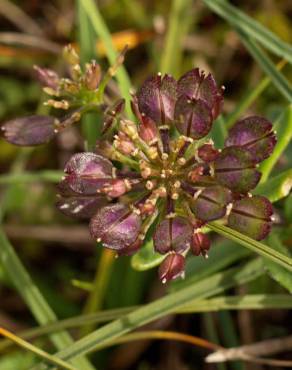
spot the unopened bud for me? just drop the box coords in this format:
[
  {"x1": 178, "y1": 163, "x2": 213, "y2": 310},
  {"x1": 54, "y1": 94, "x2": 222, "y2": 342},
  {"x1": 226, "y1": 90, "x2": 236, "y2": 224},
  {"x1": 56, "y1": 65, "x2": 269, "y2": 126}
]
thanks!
[
  {"x1": 85, "y1": 61, "x2": 101, "y2": 90},
  {"x1": 198, "y1": 144, "x2": 219, "y2": 162},
  {"x1": 188, "y1": 165, "x2": 204, "y2": 182},
  {"x1": 34, "y1": 65, "x2": 59, "y2": 89},
  {"x1": 63, "y1": 44, "x2": 80, "y2": 65},
  {"x1": 139, "y1": 116, "x2": 158, "y2": 144},
  {"x1": 158, "y1": 253, "x2": 185, "y2": 283},
  {"x1": 191, "y1": 232, "x2": 210, "y2": 256}
]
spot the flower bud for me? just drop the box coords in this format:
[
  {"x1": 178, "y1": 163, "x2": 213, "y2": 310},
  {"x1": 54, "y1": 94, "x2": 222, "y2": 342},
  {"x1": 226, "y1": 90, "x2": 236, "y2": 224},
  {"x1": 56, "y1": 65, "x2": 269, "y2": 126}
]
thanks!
[
  {"x1": 138, "y1": 115, "x2": 158, "y2": 144},
  {"x1": 34, "y1": 65, "x2": 59, "y2": 89},
  {"x1": 191, "y1": 232, "x2": 210, "y2": 256},
  {"x1": 158, "y1": 253, "x2": 185, "y2": 283},
  {"x1": 63, "y1": 44, "x2": 80, "y2": 65},
  {"x1": 117, "y1": 237, "x2": 142, "y2": 256},
  {"x1": 197, "y1": 143, "x2": 219, "y2": 162},
  {"x1": 90, "y1": 204, "x2": 142, "y2": 250},
  {"x1": 154, "y1": 217, "x2": 192, "y2": 254},
  {"x1": 85, "y1": 61, "x2": 101, "y2": 90},
  {"x1": 1, "y1": 115, "x2": 56, "y2": 146}
]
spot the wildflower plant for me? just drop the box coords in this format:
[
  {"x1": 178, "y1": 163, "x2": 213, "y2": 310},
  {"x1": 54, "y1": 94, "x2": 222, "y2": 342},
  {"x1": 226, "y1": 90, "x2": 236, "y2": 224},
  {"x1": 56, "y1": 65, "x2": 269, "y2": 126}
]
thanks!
[{"x1": 1, "y1": 50, "x2": 276, "y2": 283}]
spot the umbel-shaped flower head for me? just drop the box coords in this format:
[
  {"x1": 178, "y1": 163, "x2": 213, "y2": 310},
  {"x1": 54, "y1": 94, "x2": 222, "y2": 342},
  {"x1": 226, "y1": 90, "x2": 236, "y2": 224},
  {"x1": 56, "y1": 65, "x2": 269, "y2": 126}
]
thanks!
[{"x1": 58, "y1": 68, "x2": 276, "y2": 283}]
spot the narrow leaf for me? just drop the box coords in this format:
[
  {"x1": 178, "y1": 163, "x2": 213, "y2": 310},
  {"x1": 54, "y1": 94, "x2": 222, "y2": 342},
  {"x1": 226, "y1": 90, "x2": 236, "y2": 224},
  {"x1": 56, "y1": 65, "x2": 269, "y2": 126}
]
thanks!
[
  {"x1": 208, "y1": 222, "x2": 292, "y2": 272},
  {"x1": 203, "y1": 0, "x2": 292, "y2": 64}
]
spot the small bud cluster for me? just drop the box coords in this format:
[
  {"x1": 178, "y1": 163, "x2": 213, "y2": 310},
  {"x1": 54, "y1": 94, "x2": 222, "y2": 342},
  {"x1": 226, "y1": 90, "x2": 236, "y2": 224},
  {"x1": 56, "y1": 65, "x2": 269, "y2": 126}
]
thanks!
[
  {"x1": 1, "y1": 45, "x2": 127, "y2": 146},
  {"x1": 56, "y1": 68, "x2": 276, "y2": 283}
]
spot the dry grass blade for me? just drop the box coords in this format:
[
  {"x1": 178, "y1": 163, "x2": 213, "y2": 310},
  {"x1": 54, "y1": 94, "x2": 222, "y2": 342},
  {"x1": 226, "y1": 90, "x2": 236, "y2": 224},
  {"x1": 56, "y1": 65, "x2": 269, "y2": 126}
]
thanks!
[
  {"x1": 0, "y1": 327, "x2": 78, "y2": 370},
  {"x1": 206, "y1": 335, "x2": 292, "y2": 367}
]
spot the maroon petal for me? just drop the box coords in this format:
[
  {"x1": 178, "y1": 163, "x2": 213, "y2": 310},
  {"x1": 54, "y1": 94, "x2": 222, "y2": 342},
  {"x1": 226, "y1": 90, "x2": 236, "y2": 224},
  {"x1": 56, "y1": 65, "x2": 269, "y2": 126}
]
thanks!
[
  {"x1": 137, "y1": 74, "x2": 177, "y2": 125},
  {"x1": 191, "y1": 232, "x2": 211, "y2": 256},
  {"x1": 158, "y1": 253, "x2": 185, "y2": 283},
  {"x1": 89, "y1": 203, "x2": 142, "y2": 250},
  {"x1": 228, "y1": 196, "x2": 273, "y2": 240},
  {"x1": 191, "y1": 185, "x2": 232, "y2": 221},
  {"x1": 1, "y1": 115, "x2": 56, "y2": 146},
  {"x1": 153, "y1": 217, "x2": 192, "y2": 254},
  {"x1": 177, "y1": 68, "x2": 223, "y2": 119},
  {"x1": 57, "y1": 195, "x2": 107, "y2": 219},
  {"x1": 64, "y1": 152, "x2": 113, "y2": 194},
  {"x1": 225, "y1": 116, "x2": 276, "y2": 163},
  {"x1": 214, "y1": 147, "x2": 261, "y2": 193},
  {"x1": 174, "y1": 96, "x2": 212, "y2": 139}
]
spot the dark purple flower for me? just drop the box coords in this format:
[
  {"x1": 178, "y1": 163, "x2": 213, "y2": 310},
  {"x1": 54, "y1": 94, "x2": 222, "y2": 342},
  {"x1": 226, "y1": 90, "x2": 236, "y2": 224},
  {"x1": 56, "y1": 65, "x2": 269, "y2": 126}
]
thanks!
[{"x1": 57, "y1": 68, "x2": 276, "y2": 282}]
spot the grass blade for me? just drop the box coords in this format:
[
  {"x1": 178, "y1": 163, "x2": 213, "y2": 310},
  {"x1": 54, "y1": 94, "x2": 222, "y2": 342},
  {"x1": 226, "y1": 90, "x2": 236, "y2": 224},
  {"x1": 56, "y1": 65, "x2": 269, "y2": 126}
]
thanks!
[
  {"x1": 0, "y1": 327, "x2": 77, "y2": 370},
  {"x1": 237, "y1": 31, "x2": 292, "y2": 102},
  {"x1": 224, "y1": 60, "x2": 287, "y2": 129},
  {"x1": 80, "y1": 0, "x2": 133, "y2": 117},
  {"x1": 0, "y1": 170, "x2": 62, "y2": 184},
  {"x1": 203, "y1": 0, "x2": 292, "y2": 64},
  {"x1": 39, "y1": 258, "x2": 264, "y2": 366},
  {"x1": 208, "y1": 222, "x2": 292, "y2": 271},
  {"x1": 160, "y1": 0, "x2": 192, "y2": 76},
  {"x1": 259, "y1": 105, "x2": 292, "y2": 182},
  {"x1": 0, "y1": 228, "x2": 94, "y2": 370}
]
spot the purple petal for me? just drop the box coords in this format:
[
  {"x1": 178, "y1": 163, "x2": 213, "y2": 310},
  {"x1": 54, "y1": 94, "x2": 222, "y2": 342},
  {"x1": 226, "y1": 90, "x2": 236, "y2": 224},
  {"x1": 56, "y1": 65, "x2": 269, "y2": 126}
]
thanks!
[
  {"x1": 89, "y1": 203, "x2": 142, "y2": 250},
  {"x1": 57, "y1": 195, "x2": 107, "y2": 219},
  {"x1": 177, "y1": 68, "x2": 223, "y2": 119},
  {"x1": 228, "y1": 196, "x2": 273, "y2": 240},
  {"x1": 214, "y1": 147, "x2": 261, "y2": 193},
  {"x1": 225, "y1": 116, "x2": 276, "y2": 163},
  {"x1": 174, "y1": 96, "x2": 212, "y2": 139},
  {"x1": 1, "y1": 115, "x2": 56, "y2": 146},
  {"x1": 153, "y1": 217, "x2": 192, "y2": 254},
  {"x1": 137, "y1": 74, "x2": 177, "y2": 125},
  {"x1": 191, "y1": 185, "x2": 232, "y2": 221},
  {"x1": 64, "y1": 152, "x2": 113, "y2": 194},
  {"x1": 158, "y1": 253, "x2": 185, "y2": 283}
]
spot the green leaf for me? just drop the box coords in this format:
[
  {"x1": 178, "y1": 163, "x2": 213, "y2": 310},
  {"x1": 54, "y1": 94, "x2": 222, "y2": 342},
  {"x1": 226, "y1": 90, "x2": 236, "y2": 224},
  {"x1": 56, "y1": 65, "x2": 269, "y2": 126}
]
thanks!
[
  {"x1": 203, "y1": 0, "x2": 292, "y2": 64},
  {"x1": 0, "y1": 171, "x2": 63, "y2": 185},
  {"x1": 260, "y1": 105, "x2": 292, "y2": 182},
  {"x1": 208, "y1": 222, "x2": 292, "y2": 272},
  {"x1": 0, "y1": 229, "x2": 94, "y2": 370},
  {"x1": 160, "y1": 0, "x2": 192, "y2": 76},
  {"x1": 131, "y1": 239, "x2": 164, "y2": 271},
  {"x1": 265, "y1": 233, "x2": 292, "y2": 293},
  {"x1": 0, "y1": 327, "x2": 77, "y2": 370},
  {"x1": 39, "y1": 259, "x2": 264, "y2": 366},
  {"x1": 253, "y1": 169, "x2": 292, "y2": 202},
  {"x1": 237, "y1": 31, "x2": 292, "y2": 102}
]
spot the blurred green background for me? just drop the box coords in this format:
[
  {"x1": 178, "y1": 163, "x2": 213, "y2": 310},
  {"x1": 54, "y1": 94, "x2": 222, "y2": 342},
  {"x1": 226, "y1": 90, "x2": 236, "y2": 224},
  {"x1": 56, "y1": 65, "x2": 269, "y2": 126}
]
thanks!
[{"x1": 0, "y1": 1, "x2": 292, "y2": 369}]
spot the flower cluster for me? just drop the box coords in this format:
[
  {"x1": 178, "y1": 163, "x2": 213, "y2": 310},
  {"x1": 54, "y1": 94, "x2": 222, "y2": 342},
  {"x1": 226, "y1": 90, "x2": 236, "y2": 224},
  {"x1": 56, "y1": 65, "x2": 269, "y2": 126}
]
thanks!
[
  {"x1": 57, "y1": 68, "x2": 276, "y2": 283},
  {"x1": 1, "y1": 45, "x2": 126, "y2": 146}
]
